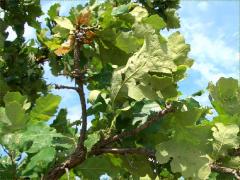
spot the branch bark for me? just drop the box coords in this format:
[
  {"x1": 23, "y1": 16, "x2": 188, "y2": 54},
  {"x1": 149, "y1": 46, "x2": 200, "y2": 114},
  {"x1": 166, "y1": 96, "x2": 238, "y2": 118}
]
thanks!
[
  {"x1": 44, "y1": 103, "x2": 173, "y2": 179},
  {"x1": 97, "y1": 104, "x2": 173, "y2": 148},
  {"x1": 73, "y1": 39, "x2": 87, "y2": 150},
  {"x1": 44, "y1": 33, "x2": 88, "y2": 180},
  {"x1": 211, "y1": 163, "x2": 240, "y2": 180}
]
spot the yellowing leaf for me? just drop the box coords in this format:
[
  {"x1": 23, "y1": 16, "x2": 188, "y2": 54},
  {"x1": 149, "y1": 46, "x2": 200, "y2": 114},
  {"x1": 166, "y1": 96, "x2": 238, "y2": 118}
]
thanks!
[
  {"x1": 54, "y1": 16, "x2": 74, "y2": 30},
  {"x1": 54, "y1": 35, "x2": 74, "y2": 56}
]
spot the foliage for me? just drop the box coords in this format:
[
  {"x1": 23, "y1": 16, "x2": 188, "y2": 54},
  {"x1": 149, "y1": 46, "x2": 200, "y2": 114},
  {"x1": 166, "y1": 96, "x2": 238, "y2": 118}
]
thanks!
[{"x1": 0, "y1": 0, "x2": 239, "y2": 179}]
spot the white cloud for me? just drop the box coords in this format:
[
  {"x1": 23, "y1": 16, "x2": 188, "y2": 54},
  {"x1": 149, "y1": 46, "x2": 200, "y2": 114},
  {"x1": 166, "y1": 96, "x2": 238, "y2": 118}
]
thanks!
[
  {"x1": 192, "y1": 62, "x2": 237, "y2": 86},
  {"x1": 67, "y1": 105, "x2": 81, "y2": 121},
  {"x1": 190, "y1": 32, "x2": 238, "y2": 69},
  {"x1": 197, "y1": 1, "x2": 208, "y2": 11},
  {"x1": 179, "y1": 17, "x2": 239, "y2": 87},
  {"x1": 5, "y1": 26, "x2": 17, "y2": 41}
]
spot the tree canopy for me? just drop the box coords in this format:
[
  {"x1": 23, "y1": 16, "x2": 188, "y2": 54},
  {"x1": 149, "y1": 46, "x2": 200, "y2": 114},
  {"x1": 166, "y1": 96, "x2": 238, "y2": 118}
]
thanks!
[{"x1": 0, "y1": 0, "x2": 239, "y2": 179}]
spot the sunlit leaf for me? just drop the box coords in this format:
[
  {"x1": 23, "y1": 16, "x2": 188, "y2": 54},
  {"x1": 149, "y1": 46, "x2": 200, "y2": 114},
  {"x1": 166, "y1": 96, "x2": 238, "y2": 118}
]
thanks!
[{"x1": 54, "y1": 16, "x2": 75, "y2": 30}]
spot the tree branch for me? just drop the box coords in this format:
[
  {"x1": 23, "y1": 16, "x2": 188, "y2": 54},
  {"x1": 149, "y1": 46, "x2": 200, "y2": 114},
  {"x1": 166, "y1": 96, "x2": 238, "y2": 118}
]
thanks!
[
  {"x1": 211, "y1": 163, "x2": 240, "y2": 180},
  {"x1": 3, "y1": 148, "x2": 17, "y2": 180},
  {"x1": 97, "y1": 104, "x2": 173, "y2": 148},
  {"x1": 229, "y1": 148, "x2": 240, "y2": 156},
  {"x1": 54, "y1": 84, "x2": 79, "y2": 91},
  {"x1": 44, "y1": 32, "x2": 88, "y2": 180},
  {"x1": 73, "y1": 38, "x2": 87, "y2": 150},
  {"x1": 92, "y1": 147, "x2": 155, "y2": 157}
]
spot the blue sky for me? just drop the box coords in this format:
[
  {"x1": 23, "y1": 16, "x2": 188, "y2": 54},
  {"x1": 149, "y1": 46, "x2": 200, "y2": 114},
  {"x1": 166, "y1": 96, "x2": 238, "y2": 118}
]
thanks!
[{"x1": 5, "y1": 0, "x2": 240, "y2": 123}]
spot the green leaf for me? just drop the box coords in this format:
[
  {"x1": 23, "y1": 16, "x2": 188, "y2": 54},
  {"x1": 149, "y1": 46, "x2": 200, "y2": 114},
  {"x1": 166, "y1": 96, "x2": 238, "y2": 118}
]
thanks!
[
  {"x1": 112, "y1": 4, "x2": 129, "y2": 16},
  {"x1": 23, "y1": 147, "x2": 56, "y2": 174},
  {"x1": 208, "y1": 77, "x2": 240, "y2": 116},
  {"x1": 0, "y1": 76, "x2": 10, "y2": 106},
  {"x1": 156, "y1": 139, "x2": 211, "y2": 179},
  {"x1": 88, "y1": 90, "x2": 101, "y2": 104},
  {"x1": 98, "y1": 40, "x2": 130, "y2": 66},
  {"x1": 115, "y1": 31, "x2": 142, "y2": 53},
  {"x1": 164, "y1": 8, "x2": 180, "y2": 29},
  {"x1": 30, "y1": 94, "x2": 61, "y2": 122},
  {"x1": 130, "y1": 6, "x2": 148, "y2": 22},
  {"x1": 60, "y1": 170, "x2": 76, "y2": 180},
  {"x1": 5, "y1": 101, "x2": 26, "y2": 129},
  {"x1": 122, "y1": 155, "x2": 155, "y2": 178},
  {"x1": 111, "y1": 31, "x2": 192, "y2": 104},
  {"x1": 50, "y1": 109, "x2": 75, "y2": 136},
  {"x1": 0, "y1": 156, "x2": 15, "y2": 179},
  {"x1": 155, "y1": 110, "x2": 212, "y2": 179},
  {"x1": 48, "y1": 3, "x2": 60, "y2": 20},
  {"x1": 76, "y1": 155, "x2": 120, "y2": 179},
  {"x1": 132, "y1": 101, "x2": 160, "y2": 125},
  {"x1": 143, "y1": 14, "x2": 166, "y2": 31},
  {"x1": 3, "y1": 92, "x2": 30, "y2": 110},
  {"x1": 0, "y1": 107, "x2": 11, "y2": 125},
  {"x1": 84, "y1": 132, "x2": 100, "y2": 152},
  {"x1": 212, "y1": 123, "x2": 239, "y2": 157},
  {"x1": 20, "y1": 123, "x2": 63, "y2": 153},
  {"x1": 4, "y1": 92, "x2": 26, "y2": 105},
  {"x1": 54, "y1": 16, "x2": 74, "y2": 30}
]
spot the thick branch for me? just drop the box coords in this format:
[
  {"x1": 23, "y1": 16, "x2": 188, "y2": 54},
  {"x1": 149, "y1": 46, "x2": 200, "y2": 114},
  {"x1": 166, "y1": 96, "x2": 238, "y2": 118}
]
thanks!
[
  {"x1": 98, "y1": 104, "x2": 173, "y2": 148},
  {"x1": 211, "y1": 163, "x2": 240, "y2": 180}
]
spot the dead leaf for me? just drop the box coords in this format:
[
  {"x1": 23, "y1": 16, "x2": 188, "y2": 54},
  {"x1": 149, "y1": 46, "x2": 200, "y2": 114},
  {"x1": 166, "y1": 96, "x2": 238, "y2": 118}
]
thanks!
[
  {"x1": 54, "y1": 35, "x2": 75, "y2": 56},
  {"x1": 77, "y1": 9, "x2": 91, "y2": 25}
]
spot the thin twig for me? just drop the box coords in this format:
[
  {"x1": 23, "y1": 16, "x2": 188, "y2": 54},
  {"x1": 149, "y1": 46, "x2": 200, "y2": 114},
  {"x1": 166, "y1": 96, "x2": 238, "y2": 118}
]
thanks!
[
  {"x1": 211, "y1": 163, "x2": 240, "y2": 180},
  {"x1": 92, "y1": 147, "x2": 155, "y2": 157},
  {"x1": 54, "y1": 84, "x2": 79, "y2": 91}
]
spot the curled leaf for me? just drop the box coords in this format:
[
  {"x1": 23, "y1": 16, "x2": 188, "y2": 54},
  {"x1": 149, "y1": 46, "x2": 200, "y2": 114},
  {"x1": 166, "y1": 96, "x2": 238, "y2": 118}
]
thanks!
[{"x1": 54, "y1": 35, "x2": 75, "y2": 56}]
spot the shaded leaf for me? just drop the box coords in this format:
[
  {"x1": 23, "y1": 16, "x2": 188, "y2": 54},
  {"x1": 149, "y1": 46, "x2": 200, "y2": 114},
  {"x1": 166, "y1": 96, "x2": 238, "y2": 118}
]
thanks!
[
  {"x1": 48, "y1": 3, "x2": 60, "y2": 20},
  {"x1": 23, "y1": 147, "x2": 56, "y2": 174},
  {"x1": 5, "y1": 101, "x2": 26, "y2": 129},
  {"x1": 84, "y1": 132, "x2": 100, "y2": 152},
  {"x1": 112, "y1": 4, "x2": 129, "y2": 16}
]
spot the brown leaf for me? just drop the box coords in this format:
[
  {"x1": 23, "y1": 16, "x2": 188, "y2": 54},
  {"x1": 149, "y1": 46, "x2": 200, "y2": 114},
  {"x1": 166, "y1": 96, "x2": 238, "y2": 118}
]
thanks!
[
  {"x1": 54, "y1": 35, "x2": 75, "y2": 56},
  {"x1": 85, "y1": 30, "x2": 95, "y2": 39},
  {"x1": 77, "y1": 10, "x2": 91, "y2": 25}
]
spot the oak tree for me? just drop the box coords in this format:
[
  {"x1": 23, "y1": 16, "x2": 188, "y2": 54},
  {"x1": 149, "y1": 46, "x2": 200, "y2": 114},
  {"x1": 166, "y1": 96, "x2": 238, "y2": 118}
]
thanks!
[{"x1": 0, "y1": 0, "x2": 239, "y2": 179}]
